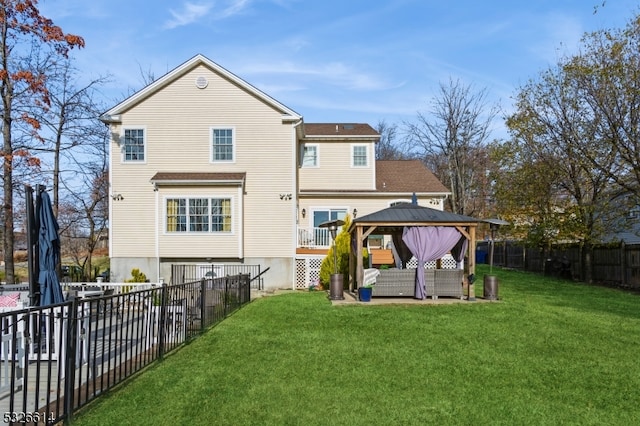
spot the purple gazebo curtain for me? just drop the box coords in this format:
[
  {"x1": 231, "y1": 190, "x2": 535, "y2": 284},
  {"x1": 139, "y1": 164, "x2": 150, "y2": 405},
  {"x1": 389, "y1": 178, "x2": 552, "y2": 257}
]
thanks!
[{"x1": 402, "y1": 226, "x2": 463, "y2": 299}]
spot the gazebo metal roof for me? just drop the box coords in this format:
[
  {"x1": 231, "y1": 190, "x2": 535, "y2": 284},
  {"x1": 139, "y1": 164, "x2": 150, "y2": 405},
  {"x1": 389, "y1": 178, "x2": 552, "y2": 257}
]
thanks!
[{"x1": 353, "y1": 203, "x2": 480, "y2": 226}]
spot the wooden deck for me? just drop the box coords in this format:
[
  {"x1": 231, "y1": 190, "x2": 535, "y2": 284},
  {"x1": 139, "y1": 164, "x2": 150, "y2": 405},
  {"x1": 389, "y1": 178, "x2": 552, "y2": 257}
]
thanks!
[
  {"x1": 296, "y1": 248, "x2": 329, "y2": 255},
  {"x1": 0, "y1": 305, "x2": 180, "y2": 423}
]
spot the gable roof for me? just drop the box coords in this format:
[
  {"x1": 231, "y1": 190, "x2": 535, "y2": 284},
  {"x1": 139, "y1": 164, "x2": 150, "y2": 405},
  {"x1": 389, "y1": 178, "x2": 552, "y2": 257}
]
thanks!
[
  {"x1": 100, "y1": 54, "x2": 302, "y2": 124},
  {"x1": 354, "y1": 202, "x2": 479, "y2": 226},
  {"x1": 376, "y1": 160, "x2": 449, "y2": 194}
]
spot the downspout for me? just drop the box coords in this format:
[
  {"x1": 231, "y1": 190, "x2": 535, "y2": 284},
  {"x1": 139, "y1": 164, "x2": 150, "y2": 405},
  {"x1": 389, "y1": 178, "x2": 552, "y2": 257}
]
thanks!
[
  {"x1": 155, "y1": 184, "x2": 160, "y2": 282},
  {"x1": 107, "y1": 123, "x2": 115, "y2": 281},
  {"x1": 238, "y1": 179, "x2": 244, "y2": 260},
  {"x1": 292, "y1": 118, "x2": 304, "y2": 290}
]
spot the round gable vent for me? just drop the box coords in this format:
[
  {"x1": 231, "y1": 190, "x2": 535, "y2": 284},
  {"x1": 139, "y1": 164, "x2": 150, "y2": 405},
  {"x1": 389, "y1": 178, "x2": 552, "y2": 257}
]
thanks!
[{"x1": 195, "y1": 76, "x2": 208, "y2": 89}]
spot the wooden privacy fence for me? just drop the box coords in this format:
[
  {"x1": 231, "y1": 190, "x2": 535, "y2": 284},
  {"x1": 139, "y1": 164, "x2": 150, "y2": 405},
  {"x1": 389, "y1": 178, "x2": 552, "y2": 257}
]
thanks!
[{"x1": 476, "y1": 241, "x2": 640, "y2": 289}]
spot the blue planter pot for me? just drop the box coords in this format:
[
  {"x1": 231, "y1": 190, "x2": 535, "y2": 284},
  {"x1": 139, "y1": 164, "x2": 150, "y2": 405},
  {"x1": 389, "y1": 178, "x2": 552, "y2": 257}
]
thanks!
[{"x1": 358, "y1": 287, "x2": 372, "y2": 302}]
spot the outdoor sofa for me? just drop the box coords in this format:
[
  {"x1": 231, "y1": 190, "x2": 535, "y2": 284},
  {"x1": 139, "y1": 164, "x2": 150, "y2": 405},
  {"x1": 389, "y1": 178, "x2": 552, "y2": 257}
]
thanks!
[{"x1": 371, "y1": 268, "x2": 464, "y2": 299}]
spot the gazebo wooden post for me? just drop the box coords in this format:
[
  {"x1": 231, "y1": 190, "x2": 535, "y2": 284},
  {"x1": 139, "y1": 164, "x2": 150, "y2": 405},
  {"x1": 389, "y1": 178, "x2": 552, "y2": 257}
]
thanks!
[
  {"x1": 348, "y1": 238, "x2": 354, "y2": 292},
  {"x1": 468, "y1": 225, "x2": 477, "y2": 301},
  {"x1": 354, "y1": 225, "x2": 364, "y2": 292},
  {"x1": 348, "y1": 230, "x2": 356, "y2": 293}
]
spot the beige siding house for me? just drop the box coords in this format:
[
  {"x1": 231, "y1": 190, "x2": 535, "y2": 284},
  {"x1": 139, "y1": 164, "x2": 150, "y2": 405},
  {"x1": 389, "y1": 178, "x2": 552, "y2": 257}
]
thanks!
[{"x1": 101, "y1": 54, "x2": 450, "y2": 289}]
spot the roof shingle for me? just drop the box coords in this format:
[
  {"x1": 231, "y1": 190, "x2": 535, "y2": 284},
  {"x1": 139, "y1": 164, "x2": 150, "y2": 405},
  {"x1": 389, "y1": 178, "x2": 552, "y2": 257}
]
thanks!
[
  {"x1": 376, "y1": 160, "x2": 449, "y2": 193},
  {"x1": 303, "y1": 123, "x2": 378, "y2": 137},
  {"x1": 150, "y1": 172, "x2": 246, "y2": 183}
]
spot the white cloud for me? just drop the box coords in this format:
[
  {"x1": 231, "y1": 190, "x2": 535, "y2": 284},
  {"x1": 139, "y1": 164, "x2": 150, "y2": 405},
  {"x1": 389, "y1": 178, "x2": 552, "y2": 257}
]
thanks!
[
  {"x1": 164, "y1": 0, "x2": 256, "y2": 29},
  {"x1": 218, "y1": 0, "x2": 252, "y2": 19},
  {"x1": 164, "y1": 2, "x2": 214, "y2": 29},
  {"x1": 240, "y1": 60, "x2": 398, "y2": 91}
]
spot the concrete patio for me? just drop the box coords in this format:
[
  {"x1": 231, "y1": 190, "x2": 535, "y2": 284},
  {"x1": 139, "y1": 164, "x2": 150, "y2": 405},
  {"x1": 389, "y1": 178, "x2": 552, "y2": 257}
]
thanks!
[{"x1": 329, "y1": 289, "x2": 498, "y2": 305}]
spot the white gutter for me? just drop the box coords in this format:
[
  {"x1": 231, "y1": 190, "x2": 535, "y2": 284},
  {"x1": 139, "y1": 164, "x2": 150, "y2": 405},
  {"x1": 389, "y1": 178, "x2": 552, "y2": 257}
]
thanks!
[
  {"x1": 238, "y1": 184, "x2": 244, "y2": 260},
  {"x1": 155, "y1": 187, "x2": 160, "y2": 282}
]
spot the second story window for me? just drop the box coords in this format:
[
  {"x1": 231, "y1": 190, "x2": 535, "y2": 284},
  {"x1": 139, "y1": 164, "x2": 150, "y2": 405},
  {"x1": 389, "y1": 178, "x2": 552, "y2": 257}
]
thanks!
[
  {"x1": 212, "y1": 128, "x2": 234, "y2": 162},
  {"x1": 123, "y1": 128, "x2": 145, "y2": 162},
  {"x1": 352, "y1": 144, "x2": 368, "y2": 167},
  {"x1": 301, "y1": 144, "x2": 318, "y2": 167}
]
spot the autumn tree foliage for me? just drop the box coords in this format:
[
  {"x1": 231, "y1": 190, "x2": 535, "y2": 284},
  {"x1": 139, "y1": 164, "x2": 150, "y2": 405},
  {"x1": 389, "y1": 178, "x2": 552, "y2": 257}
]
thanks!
[
  {"x1": 498, "y1": 15, "x2": 640, "y2": 282},
  {"x1": 0, "y1": 0, "x2": 84, "y2": 283}
]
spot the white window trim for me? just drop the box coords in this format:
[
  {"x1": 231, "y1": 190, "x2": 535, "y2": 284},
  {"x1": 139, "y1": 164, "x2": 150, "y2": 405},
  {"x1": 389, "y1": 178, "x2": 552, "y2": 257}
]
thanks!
[
  {"x1": 310, "y1": 206, "x2": 349, "y2": 225},
  {"x1": 163, "y1": 195, "x2": 235, "y2": 235},
  {"x1": 121, "y1": 126, "x2": 147, "y2": 164},
  {"x1": 351, "y1": 143, "x2": 369, "y2": 168},
  {"x1": 210, "y1": 126, "x2": 236, "y2": 164},
  {"x1": 300, "y1": 143, "x2": 319, "y2": 168},
  {"x1": 389, "y1": 199, "x2": 412, "y2": 207}
]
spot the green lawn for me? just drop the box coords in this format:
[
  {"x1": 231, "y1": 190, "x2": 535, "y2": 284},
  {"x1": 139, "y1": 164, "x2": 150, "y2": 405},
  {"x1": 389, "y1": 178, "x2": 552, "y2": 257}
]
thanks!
[{"x1": 74, "y1": 266, "x2": 640, "y2": 425}]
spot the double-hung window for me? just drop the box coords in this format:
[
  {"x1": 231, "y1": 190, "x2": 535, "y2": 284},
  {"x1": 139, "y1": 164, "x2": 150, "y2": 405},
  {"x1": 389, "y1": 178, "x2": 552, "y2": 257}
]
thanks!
[
  {"x1": 212, "y1": 128, "x2": 234, "y2": 162},
  {"x1": 352, "y1": 144, "x2": 368, "y2": 167},
  {"x1": 189, "y1": 199, "x2": 210, "y2": 232},
  {"x1": 123, "y1": 128, "x2": 145, "y2": 162},
  {"x1": 166, "y1": 197, "x2": 232, "y2": 233},
  {"x1": 211, "y1": 198, "x2": 232, "y2": 231},
  {"x1": 301, "y1": 144, "x2": 318, "y2": 167},
  {"x1": 166, "y1": 199, "x2": 187, "y2": 232}
]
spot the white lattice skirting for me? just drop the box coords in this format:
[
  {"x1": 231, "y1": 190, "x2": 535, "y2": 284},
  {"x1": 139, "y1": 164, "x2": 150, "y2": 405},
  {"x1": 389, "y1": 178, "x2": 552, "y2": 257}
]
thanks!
[{"x1": 294, "y1": 254, "x2": 459, "y2": 289}]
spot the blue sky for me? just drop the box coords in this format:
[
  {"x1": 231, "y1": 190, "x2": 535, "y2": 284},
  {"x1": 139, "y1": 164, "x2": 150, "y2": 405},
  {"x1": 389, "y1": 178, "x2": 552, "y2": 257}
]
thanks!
[{"x1": 42, "y1": 0, "x2": 640, "y2": 139}]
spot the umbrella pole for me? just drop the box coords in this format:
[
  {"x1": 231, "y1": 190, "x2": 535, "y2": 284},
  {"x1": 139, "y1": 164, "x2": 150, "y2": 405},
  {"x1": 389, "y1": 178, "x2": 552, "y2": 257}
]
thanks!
[{"x1": 25, "y1": 185, "x2": 39, "y2": 306}]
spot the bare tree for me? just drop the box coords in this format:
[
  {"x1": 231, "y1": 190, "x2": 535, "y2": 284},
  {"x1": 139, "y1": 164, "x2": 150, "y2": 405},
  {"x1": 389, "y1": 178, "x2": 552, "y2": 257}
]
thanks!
[
  {"x1": 405, "y1": 78, "x2": 499, "y2": 215},
  {"x1": 375, "y1": 120, "x2": 408, "y2": 160},
  {"x1": 58, "y1": 157, "x2": 109, "y2": 280},
  {"x1": 28, "y1": 59, "x2": 111, "y2": 215},
  {"x1": 0, "y1": 1, "x2": 84, "y2": 283}
]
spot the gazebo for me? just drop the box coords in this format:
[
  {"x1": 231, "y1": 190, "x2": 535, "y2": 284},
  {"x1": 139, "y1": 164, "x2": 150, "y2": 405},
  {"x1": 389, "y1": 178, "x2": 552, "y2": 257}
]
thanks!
[{"x1": 348, "y1": 203, "x2": 481, "y2": 299}]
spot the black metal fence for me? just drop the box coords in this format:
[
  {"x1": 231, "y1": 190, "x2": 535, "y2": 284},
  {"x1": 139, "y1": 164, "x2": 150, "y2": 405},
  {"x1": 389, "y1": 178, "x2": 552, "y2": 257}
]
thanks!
[
  {"x1": 476, "y1": 240, "x2": 640, "y2": 289},
  {"x1": 170, "y1": 264, "x2": 265, "y2": 290},
  {"x1": 0, "y1": 274, "x2": 250, "y2": 425}
]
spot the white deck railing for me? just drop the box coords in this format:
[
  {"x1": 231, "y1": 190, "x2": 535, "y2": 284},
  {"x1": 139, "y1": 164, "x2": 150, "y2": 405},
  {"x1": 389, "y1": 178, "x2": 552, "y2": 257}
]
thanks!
[
  {"x1": 297, "y1": 227, "x2": 332, "y2": 249},
  {"x1": 62, "y1": 281, "x2": 158, "y2": 295}
]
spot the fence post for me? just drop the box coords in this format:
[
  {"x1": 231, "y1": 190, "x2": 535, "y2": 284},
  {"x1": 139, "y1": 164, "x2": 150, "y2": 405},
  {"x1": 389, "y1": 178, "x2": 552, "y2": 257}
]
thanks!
[
  {"x1": 158, "y1": 283, "x2": 168, "y2": 360},
  {"x1": 243, "y1": 274, "x2": 250, "y2": 303},
  {"x1": 621, "y1": 241, "x2": 627, "y2": 287},
  {"x1": 223, "y1": 277, "x2": 229, "y2": 317},
  {"x1": 64, "y1": 298, "x2": 79, "y2": 424},
  {"x1": 200, "y1": 278, "x2": 206, "y2": 332}
]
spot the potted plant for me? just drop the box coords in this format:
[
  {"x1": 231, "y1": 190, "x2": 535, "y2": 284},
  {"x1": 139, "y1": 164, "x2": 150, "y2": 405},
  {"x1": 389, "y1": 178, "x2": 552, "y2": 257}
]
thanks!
[{"x1": 358, "y1": 283, "x2": 374, "y2": 302}]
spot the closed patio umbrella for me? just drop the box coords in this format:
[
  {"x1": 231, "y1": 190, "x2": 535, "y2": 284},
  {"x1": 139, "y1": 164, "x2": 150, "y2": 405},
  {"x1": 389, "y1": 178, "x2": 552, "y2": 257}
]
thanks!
[
  {"x1": 26, "y1": 184, "x2": 40, "y2": 306},
  {"x1": 37, "y1": 189, "x2": 64, "y2": 306}
]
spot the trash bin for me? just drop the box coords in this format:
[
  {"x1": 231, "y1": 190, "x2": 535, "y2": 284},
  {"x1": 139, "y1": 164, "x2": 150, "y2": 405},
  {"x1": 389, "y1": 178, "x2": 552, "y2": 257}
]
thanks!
[
  {"x1": 476, "y1": 250, "x2": 487, "y2": 264},
  {"x1": 329, "y1": 274, "x2": 344, "y2": 300},
  {"x1": 483, "y1": 275, "x2": 499, "y2": 300}
]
